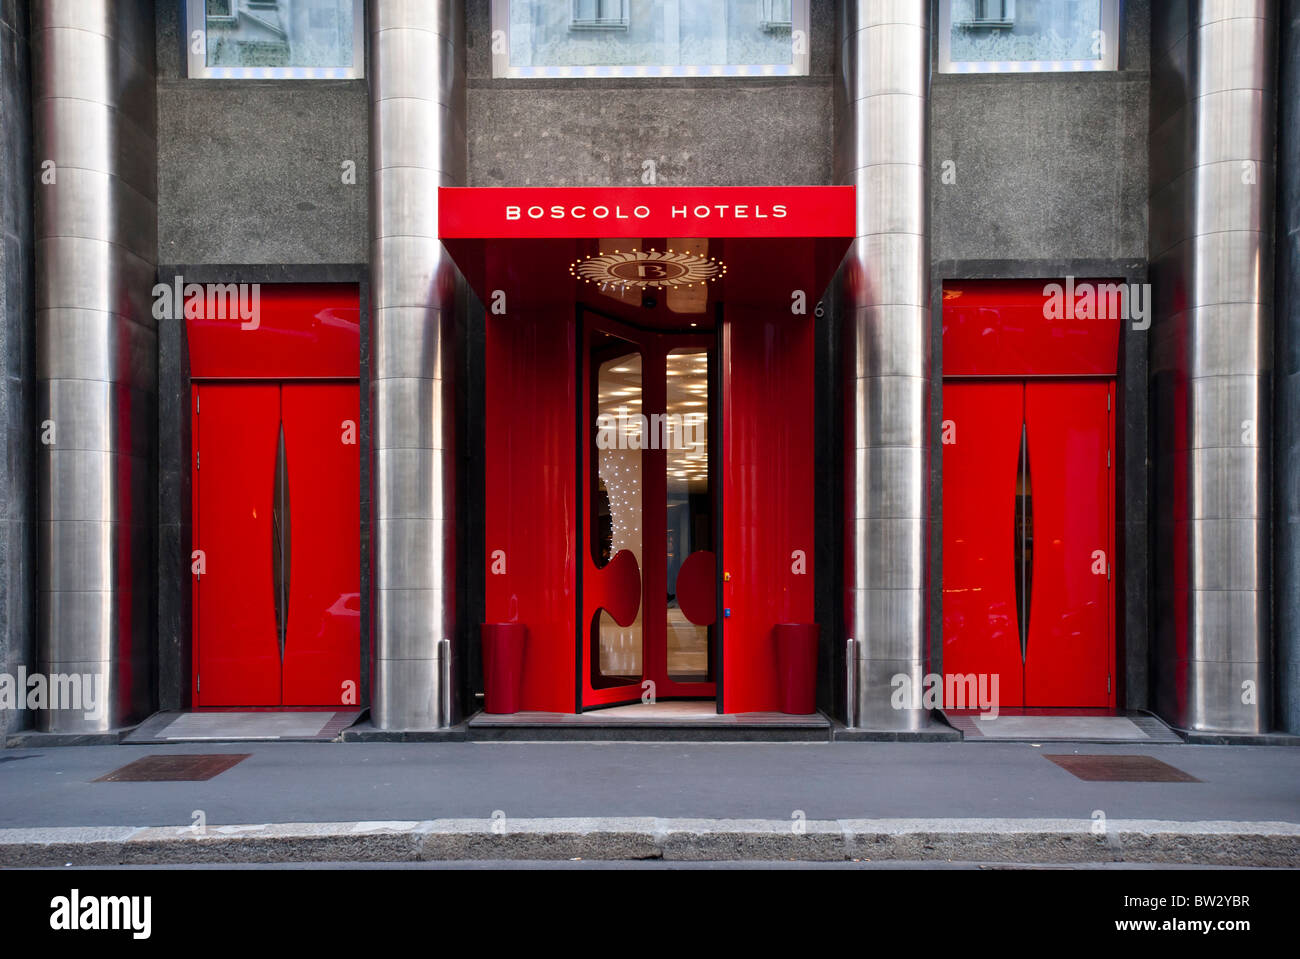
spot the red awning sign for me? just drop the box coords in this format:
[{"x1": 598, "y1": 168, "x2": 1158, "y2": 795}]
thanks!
[{"x1": 439, "y1": 186, "x2": 856, "y2": 239}]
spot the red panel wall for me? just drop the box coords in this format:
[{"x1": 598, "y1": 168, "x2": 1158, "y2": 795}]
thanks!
[
  {"x1": 193, "y1": 384, "x2": 283, "y2": 706},
  {"x1": 186, "y1": 282, "x2": 360, "y2": 379},
  {"x1": 943, "y1": 278, "x2": 1122, "y2": 377},
  {"x1": 941, "y1": 383, "x2": 1026, "y2": 705},
  {"x1": 721, "y1": 306, "x2": 816, "y2": 713},
  {"x1": 484, "y1": 310, "x2": 578, "y2": 712},
  {"x1": 281, "y1": 384, "x2": 362, "y2": 706},
  {"x1": 189, "y1": 284, "x2": 361, "y2": 709},
  {"x1": 1023, "y1": 381, "x2": 1115, "y2": 708}
]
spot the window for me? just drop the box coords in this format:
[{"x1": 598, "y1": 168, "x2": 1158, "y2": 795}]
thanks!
[
  {"x1": 938, "y1": 0, "x2": 1120, "y2": 73},
  {"x1": 954, "y1": 0, "x2": 1016, "y2": 28},
  {"x1": 492, "y1": 0, "x2": 810, "y2": 78},
  {"x1": 185, "y1": 0, "x2": 365, "y2": 79},
  {"x1": 757, "y1": 0, "x2": 793, "y2": 31},
  {"x1": 571, "y1": 0, "x2": 629, "y2": 30},
  {"x1": 206, "y1": 0, "x2": 238, "y2": 23}
]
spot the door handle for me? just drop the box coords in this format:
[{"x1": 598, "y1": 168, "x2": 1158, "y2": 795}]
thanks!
[
  {"x1": 272, "y1": 420, "x2": 290, "y2": 661},
  {"x1": 1015, "y1": 417, "x2": 1032, "y2": 662}
]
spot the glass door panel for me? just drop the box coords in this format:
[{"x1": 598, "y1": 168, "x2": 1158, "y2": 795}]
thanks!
[
  {"x1": 665, "y1": 348, "x2": 714, "y2": 684},
  {"x1": 591, "y1": 343, "x2": 644, "y2": 689},
  {"x1": 580, "y1": 313, "x2": 717, "y2": 708}
]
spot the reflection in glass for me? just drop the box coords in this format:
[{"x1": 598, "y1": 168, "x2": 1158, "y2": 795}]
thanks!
[
  {"x1": 508, "y1": 0, "x2": 801, "y2": 72},
  {"x1": 591, "y1": 337, "x2": 643, "y2": 687},
  {"x1": 204, "y1": 0, "x2": 355, "y2": 68},
  {"x1": 950, "y1": 0, "x2": 1103, "y2": 64},
  {"x1": 665, "y1": 349, "x2": 713, "y2": 683}
]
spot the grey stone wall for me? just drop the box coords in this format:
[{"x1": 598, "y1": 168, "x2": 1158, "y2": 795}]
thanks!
[
  {"x1": 0, "y1": 0, "x2": 34, "y2": 739},
  {"x1": 930, "y1": 0, "x2": 1150, "y2": 263},
  {"x1": 466, "y1": 0, "x2": 836, "y2": 187},
  {"x1": 153, "y1": 0, "x2": 368, "y2": 266}
]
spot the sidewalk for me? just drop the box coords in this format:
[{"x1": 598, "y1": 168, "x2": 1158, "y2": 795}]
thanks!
[{"x1": 0, "y1": 740, "x2": 1296, "y2": 865}]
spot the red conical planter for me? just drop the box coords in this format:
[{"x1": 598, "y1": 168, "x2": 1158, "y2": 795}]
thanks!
[
  {"x1": 481, "y1": 623, "x2": 528, "y2": 714},
  {"x1": 774, "y1": 623, "x2": 819, "y2": 715}
]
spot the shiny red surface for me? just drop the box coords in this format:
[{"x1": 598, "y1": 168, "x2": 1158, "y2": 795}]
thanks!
[
  {"x1": 942, "y1": 279, "x2": 1122, "y2": 377},
  {"x1": 193, "y1": 384, "x2": 282, "y2": 706},
  {"x1": 941, "y1": 382, "x2": 1026, "y2": 705},
  {"x1": 675, "y1": 550, "x2": 717, "y2": 626},
  {"x1": 440, "y1": 186, "x2": 856, "y2": 239},
  {"x1": 482, "y1": 624, "x2": 528, "y2": 714},
  {"x1": 589, "y1": 549, "x2": 642, "y2": 629},
  {"x1": 774, "y1": 623, "x2": 820, "y2": 715},
  {"x1": 190, "y1": 282, "x2": 361, "y2": 709},
  {"x1": 1023, "y1": 381, "x2": 1115, "y2": 708},
  {"x1": 193, "y1": 383, "x2": 362, "y2": 707},
  {"x1": 280, "y1": 384, "x2": 361, "y2": 706},
  {"x1": 941, "y1": 380, "x2": 1115, "y2": 710},
  {"x1": 484, "y1": 307, "x2": 578, "y2": 713},
  {"x1": 186, "y1": 283, "x2": 360, "y2": 379},
  {"x1": 721, "y1": 305, "x2": 815, "y2": 713}
]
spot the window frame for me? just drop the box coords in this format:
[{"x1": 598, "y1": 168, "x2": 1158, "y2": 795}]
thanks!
[
  {"x1": 937, "y1": 0, "x2": 1121, "y2": 74},
  {"x1": 184, "y1": 0, "x2": 366, "y2": 80},
  {"x1": 490, "y1": 0, "x2": 811, "y2": 79}
]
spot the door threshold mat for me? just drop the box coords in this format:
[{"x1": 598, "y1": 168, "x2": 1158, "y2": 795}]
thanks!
[
  {"x1": 95, "y1": 753, "x2": 251, "y2": 782},
  {"x1": 1045, "y1": 754, "x2": 1201, "y2": 782},
  {"x1": 469, "y1": 705, "x2": 828, "y2": 725},
  {"x1": 124, "y1": 710, "x2": 361, "y2": 743},
  {"x1": 466, "y1": 705, "x2": 831, "y2": 741},
  {"x1": 944, "y1": 714, "x2": 1182, "y2": 743}
]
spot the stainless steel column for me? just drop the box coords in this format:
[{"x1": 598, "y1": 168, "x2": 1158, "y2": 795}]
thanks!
[
  {"x1": 33, "y1": 0, "x2": 157, "y2": 733},
  {"x1": 1149, "y1": 1, "x2": 1275, "y2": 733},
  {"x1": 1278, "y1": 0, "x2": 1300, "y2": 735},
  {"x1": 368, "y1": 0, "x2": 466, "y2": 729},
  {"x1": 835, "y1": 1, "x2": 930, "y2": 729}
]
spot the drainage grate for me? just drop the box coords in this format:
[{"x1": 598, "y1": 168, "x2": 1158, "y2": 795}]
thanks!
[
  {"x1": 1045, "y1": 754, "x2": 1200, "y2": 782},
  {"x1": 95, "y1": 754, "x2": 251, "y2": 782}
]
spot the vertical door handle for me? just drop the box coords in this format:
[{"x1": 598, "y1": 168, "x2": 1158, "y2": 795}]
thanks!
[
  {"x1": 272, "y1": 421, "x2": 291, "y2": 660},
  {"x1": 1015, "y1": 417, "x2": 1032, "y2": 662}
]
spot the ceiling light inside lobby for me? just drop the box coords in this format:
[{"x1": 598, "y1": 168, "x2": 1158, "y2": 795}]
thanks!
[{"x1": 571, "y1": 249, "x2": 725, "y2": 289}]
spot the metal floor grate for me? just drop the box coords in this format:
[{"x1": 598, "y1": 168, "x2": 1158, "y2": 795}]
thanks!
[
  {"x1": 94, "y1": 754, "x2": 250, "y2": 782},
  {"x1": 1045, "y1": 754, "x2": 1200, "y2": 782}
]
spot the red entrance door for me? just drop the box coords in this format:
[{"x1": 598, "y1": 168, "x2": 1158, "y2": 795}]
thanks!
[
  {"x1": 579, "y1": 313, "x2": 718, "y2": 708},
  {"x1": 942, "y1": 380, "x2": 1115, "y2": 709},
  {"x1": 193, "y1": 382, "x2": 361, "y2": 707}
]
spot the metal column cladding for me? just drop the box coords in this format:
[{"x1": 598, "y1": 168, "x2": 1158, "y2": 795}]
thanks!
[
  {"x1": 368, "y1": 0, "x2": 466, "y2": 729},
  {"x1": 1149, "y1": 2, "x2": 1276, "y2": 733},
  {"x1": 835, "y1": 1, "x2": 931, "y2": 729},
  {"x1": 1278, "y1": 4, "x2": 1300, "y2": 735},
  {"x1": 33, "y1": 0, "x2": 158, "y2": 733}
]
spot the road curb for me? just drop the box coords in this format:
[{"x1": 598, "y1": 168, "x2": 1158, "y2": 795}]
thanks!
[{"x1": 2, "y1": 818, "x2": 1297, "y2": 866}]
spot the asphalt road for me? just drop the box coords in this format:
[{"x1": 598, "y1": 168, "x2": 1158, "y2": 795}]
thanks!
[{"x1": 0, "y1": 740, "x2": 1295, "y2": 830}]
